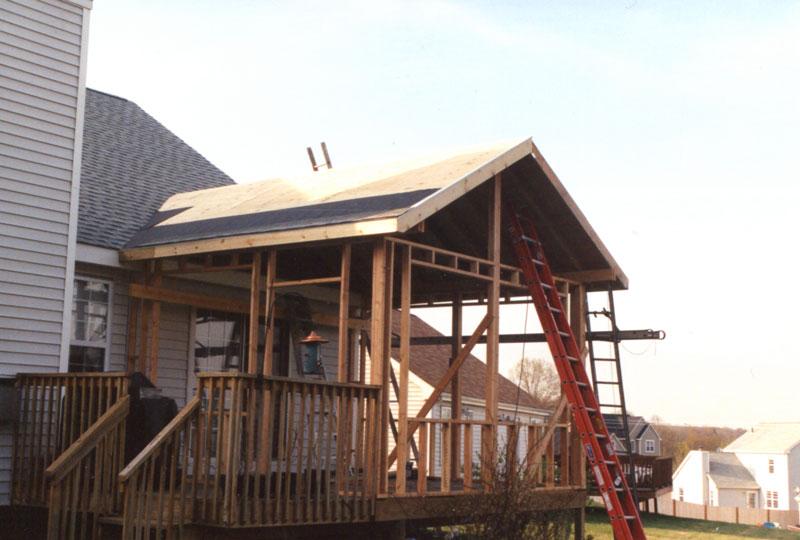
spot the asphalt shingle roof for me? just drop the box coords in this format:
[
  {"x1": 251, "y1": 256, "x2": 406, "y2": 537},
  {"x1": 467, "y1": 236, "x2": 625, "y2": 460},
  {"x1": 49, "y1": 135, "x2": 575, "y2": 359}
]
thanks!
[
  {"x1": 77, "y1": 89, "x2": 235, "y2": 249},
  {"x1": 708, "y1": 453, "x2": 759, "y2": 489},
  {"x1": 724, "y1": 423, "x2": 800, "y2": 454}
]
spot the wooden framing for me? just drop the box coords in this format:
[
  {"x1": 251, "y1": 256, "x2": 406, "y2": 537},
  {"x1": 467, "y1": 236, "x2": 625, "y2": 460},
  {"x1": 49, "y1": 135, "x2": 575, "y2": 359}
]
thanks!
[
  {"x1": 482, "y1": 174, "x2": 501, "y2": 479},
  {"x1": 337, "y1": 243, "x2": 351, "y2": 382},
  {"x1": 449, "y1": 292, "x2": 462, "y2": 481},
  {"x1": 396, "y1": 245, "x2": 411, "y2": 493},
  {"x1": 247, "y1": 252, "x2": 262, "y2": 374},
  {"x1": 263, "y1": 249, "x2": 277, "y2": 375}
]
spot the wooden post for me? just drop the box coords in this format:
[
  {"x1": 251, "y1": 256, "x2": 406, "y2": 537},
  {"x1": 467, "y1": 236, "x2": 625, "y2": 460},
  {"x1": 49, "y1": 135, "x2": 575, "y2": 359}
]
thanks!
[
  {"x1": 126, "y1": 293, "x2": 139, "y2": 374},
  {"x1": 148, "y1": 262, "x2": 162, "y2": 384},
  {"x1": 370, "y1": 238, "x2": 393, "y2": 492},
  {"x1": 138, "y1": 263, "x2": 152, "y2": 374},
  {"x1": 338, "y1": 243, "x2": 351, "y2": 382},
  {"x1": 450, "y1": 292, "x2": 462, "y2": 481},
  {"x1": 248, "y1": 252, "x2": 262, "y2": 374},
  {"x1": 569, "y1": 284, "x2": 587, "y2": 536},
  {"x1": 396, "y1": 245, "x2": 411, "y2": 493},
  {"x1": 484, "y1": 173, "x2": 501, "y2": 479},
  {"x1": 262, "y1": 250, "x2": 277, "y2": 376}
]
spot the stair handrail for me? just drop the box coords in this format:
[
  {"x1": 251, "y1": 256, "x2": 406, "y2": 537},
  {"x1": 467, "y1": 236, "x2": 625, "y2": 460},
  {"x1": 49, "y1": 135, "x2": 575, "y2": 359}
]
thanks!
[
  {"x1": 118, "y1": 395, "x2": 200, "y2": 483},
  {"x1": 118, "y1": 395, "x2": 202, "y2": 540},
  {"x1": 45, "y1": 394, "x2": 130, "y2": 540}
]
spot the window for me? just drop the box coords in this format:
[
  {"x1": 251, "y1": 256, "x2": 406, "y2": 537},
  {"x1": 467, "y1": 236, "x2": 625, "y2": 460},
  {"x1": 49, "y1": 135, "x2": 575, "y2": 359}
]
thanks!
[
  {"x1": 747, "y1": 492, "x2": 757, "y2": 508},
  {"x1": 69, "y1": 278, "x2": 111, "y2": 372},
  {"x1": 194, "y1": 309, "x2": 247, "y2": 373},
  {"x1": 679, "y1": 488, "x2": 684, "y2": 501},
  {"x1": 645, "y1": 439, "x2": 655, "y2": 453},
  {"x1": 709, "y1": 489, "x2": 715, "y2": 506},
  {"x1": 768, "y1": 458, "x2": 775, "y2": 473},
  {"x1": 766, "y1": 490, "x2": 779, "y2": 509}
]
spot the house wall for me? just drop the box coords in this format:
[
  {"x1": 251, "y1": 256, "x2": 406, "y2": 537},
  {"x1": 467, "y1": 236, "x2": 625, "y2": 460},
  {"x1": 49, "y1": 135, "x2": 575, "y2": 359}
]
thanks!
[
  {"x1": 672, "y1": 450, "x2": 708, "y2": 505},
  {"x1": 737, "y1": 452, "x2": 790, "y2": 510},
  {"x1": 0, "y1": 0, "x2": 91, "y2": 506},
  {"x1": 788, "y1": 445, "x2": 800, "y2": 513},
  {"x1": 715, "y1": 486, "x2": 754, "y2": 508},
  {"x1": 637, "y1": 424, "x2": 661, "y2": 456}
]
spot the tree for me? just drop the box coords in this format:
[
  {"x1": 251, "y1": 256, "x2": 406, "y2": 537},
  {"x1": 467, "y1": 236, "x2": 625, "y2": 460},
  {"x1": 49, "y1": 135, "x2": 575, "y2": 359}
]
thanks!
[{"x1": 510, "y1": 357, "x2": 560, "y2": 408}]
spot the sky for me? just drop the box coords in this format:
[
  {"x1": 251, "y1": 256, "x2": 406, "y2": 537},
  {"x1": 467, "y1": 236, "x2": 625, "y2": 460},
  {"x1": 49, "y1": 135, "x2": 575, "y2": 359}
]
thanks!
[{"x1": 85, "y1": 1, "x2": 800, "y2": 428}]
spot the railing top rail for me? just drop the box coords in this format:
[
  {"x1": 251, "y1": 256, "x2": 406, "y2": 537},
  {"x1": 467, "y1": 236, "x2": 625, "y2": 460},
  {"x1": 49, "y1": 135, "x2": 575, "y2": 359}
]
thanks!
[
  {"x1": 46, "y1": 395, "x2": 130, "y2": 483},
  {"x1": 195, "y1": 372, "x2": 382, "y2": 391},
  {"x1": 119, "y1": 395, "x2": 201, "y2": 483},
  {"x1": 16, "y1": 372, "x2": 129, "y2": 380}
]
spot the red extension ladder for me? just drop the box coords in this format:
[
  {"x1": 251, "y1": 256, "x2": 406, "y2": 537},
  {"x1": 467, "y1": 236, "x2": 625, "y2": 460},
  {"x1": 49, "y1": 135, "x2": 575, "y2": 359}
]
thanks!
[{"x1": 506, "y1": 206, "x2": 647, "y2": 540}]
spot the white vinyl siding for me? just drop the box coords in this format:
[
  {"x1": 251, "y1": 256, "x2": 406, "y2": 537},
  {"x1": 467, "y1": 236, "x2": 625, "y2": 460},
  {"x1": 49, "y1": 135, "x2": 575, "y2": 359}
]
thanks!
[
  {"x1": 0, "y1": 0, "x2": 87, "y2": 378},
  {"x1": 0, "y1": 0, "x2": 89, "y2": 504}
]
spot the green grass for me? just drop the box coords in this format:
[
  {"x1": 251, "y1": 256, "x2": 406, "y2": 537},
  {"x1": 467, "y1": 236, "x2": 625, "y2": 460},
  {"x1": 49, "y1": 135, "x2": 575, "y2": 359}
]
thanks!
[{"x1": 585, "y1": 507, "x2": 800, "y2": 539}]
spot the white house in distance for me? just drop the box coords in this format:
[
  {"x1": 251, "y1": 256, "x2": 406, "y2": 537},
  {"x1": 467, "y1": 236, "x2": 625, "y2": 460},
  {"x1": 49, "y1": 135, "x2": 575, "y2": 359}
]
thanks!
[{"x1": 672, "y1": 422, "x2": 800, "y2": 511}]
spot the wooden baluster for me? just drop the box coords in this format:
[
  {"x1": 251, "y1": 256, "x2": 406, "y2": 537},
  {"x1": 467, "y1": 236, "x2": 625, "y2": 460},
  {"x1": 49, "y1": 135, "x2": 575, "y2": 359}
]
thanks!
[
  {"x1": 274, "y1": 382, "x2": 287, "y2": 523},
  {"x1": 244, "y1": 381, "x2": 257, "y2": 525},
  {"x1": 463, "y1": 423, "x2": 472, "y2": 492},
  {"x1": 323, "y1": 386, "x2": 334, "y2": 521},
  {"x1": 293, "y1": 383, "x2": 307, "y2": 524},
  {"x1": 261, "y1": 379, "x2": 275, "y2": 525},
  {"x1": 305, "y1": 384, "x2": 315, "y2": 522},
  {"x1": 417, "y1": 421, "x2": 427, "y2": 495},
  {"x1": 352, "y1": 387, "x2": 365, "y2": 520},
  {"x1": 442, "y1": 422, "x2": 451, "y2": 493}
]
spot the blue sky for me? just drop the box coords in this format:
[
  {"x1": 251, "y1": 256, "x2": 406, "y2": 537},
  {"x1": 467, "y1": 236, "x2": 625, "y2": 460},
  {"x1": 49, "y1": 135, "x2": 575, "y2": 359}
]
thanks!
[{"x1": 86, "y1": 1, "x2": 800, "y2": 427}]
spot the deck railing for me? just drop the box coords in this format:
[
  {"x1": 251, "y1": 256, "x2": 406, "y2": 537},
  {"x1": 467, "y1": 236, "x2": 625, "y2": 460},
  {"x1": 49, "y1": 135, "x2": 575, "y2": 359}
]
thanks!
[
  {"x1": 45, "y1": 395, "x2": 130, "y2": 540},
  {"x1": 119, "y1": 373, "x2": 381, "y2": 537},
  {"x1": 402, "y1": 418, "x2": 574, "y2": 495},
  {"x1": 12, "y1": 373, "x2": 129, "y2": 505}
]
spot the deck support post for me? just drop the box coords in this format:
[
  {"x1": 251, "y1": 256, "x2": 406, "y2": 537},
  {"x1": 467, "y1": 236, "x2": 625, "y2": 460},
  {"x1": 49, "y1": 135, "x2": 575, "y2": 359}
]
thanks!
[
  {"x1": 396, "y1": 245, "x2": 411, "y2": 493},
  {"x1": 247, "y1": 252, "x2": 262, "y2": 374},
  {"x1": 450, "y1": 292, "x2": 462, "y2": 481},
  {"x1": 262, "y1": 250, "x2": 277, "y2": 376},
  {"x1": 370, "y1": 238, "x2": 393, "y2": 493},
  {"x1": 148, "y1": 261, "x2": 162, "y2": 384},
  {"x1": 338, "y1": 243, "x2": 351, "y2": 382},
  {"x1": 569, "y1": 284, "x2": 587, "y2": 536},
  {"x1": 483, "y1": 173, "x2": 501, "y2": 479}
]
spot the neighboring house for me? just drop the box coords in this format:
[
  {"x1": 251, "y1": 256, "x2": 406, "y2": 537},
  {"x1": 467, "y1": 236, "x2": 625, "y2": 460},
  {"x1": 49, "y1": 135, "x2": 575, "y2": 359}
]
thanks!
[
  {"x1": 386, "y1": 314, "x2": 552, "y2": 475},
  {"x1": 672, "y1": 423, "x2": 800, "y2": 511},
  {"x1": 604, "y1": 414, "x2": 661, "y2": 456}
]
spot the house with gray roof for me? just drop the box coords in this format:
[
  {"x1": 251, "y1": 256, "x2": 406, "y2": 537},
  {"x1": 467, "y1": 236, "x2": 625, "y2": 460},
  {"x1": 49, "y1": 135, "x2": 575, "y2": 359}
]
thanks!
[
  {"x1": 672, "y1": 423, "x2": 800, "y2": 511},
  {"x1": 603, "y1": 413, "x2": 661, "y2": 457}
]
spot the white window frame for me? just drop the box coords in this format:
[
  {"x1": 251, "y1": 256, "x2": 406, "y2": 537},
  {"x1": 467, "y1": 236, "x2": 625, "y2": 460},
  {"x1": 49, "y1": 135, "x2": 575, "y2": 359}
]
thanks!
[
  {"x1": 766, "y1": 490, "x2": 779, "y2": 509},
  {"x1": 69, "y1": 276, "x2": 113, "y2": 372},
  {"x1": 644, "y1": 439, "x2": 655, "y2": 453}
]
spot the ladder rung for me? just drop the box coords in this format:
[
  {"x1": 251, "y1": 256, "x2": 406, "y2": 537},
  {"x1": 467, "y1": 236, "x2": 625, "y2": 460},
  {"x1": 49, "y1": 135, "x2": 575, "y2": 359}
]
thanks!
[
  {"x1": 567, "y1": 356, "x2": 580, "y2": 363},
  {"x1": 558, "y1": 331, "x2": 569, "y2": 338},
  {"x1": 624, "y1": 515, "x2": 636, "y2": 520},
  {"x1": 549, "y1": 305, "x2": 561, "y2": 314},
  {"x1": 585, "y1": 407, "x2": 597, "y2": 414},
  {"x1": 576, "y1": 381, "x2": 588, "y2": 388},
  {"x1": 520, "y1": 234, "x2": 540, "y2": 246}
]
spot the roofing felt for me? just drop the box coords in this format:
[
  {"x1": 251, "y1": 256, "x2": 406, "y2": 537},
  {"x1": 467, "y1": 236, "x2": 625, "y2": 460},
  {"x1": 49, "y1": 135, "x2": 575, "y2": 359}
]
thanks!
[
  {"x1": 708, "y1": 453, "x2": 760, "y2": 489},
  {"x1": 123, "y1": 138, "x2": 529, "y2": 251},
  {"x1": 77, "y1": 89, "x2": 235, "y2": 249},
  {"x1": 390, "y1": 312, "x2": 547, "y2": 411},
  {"x1": 724, "y1": 423, "x2": 800, "y2": 454}
]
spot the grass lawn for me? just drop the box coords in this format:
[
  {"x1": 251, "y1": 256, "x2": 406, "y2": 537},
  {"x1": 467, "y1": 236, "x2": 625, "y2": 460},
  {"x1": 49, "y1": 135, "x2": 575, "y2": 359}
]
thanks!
[{"x1": 585, "y1": 507, "x2": 800, "y2": 539}]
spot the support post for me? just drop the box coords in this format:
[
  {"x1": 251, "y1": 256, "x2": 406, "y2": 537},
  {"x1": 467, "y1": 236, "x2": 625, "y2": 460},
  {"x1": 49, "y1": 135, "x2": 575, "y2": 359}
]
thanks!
[
  {"x1": 450, "y1": 292, "x2": 462, "y2": 481},
  {"x1": 138, "y1": 263, "x2": 152, "y2": 374},
  {"x1": 483, "y1": 173, "x2": 501, "y2": 478},
  {"x1": 338, "y1": 243, "x2": 351, "y2": 382},
  {"x1": 569, "y1": 283, "x2": 587, "y2": 537},
  {"x1": 126, "y1": 291, "x2": 139, "y2": 374},
  {"x1": 397, "y1": 245, "x2": 411, "y2": 493},
  {"x1": 262, "y1": 249, "x2": 277, "y2": 376},
  {"x1": 148, "y1": 262, "x2": 162, "y2": 383},
  {"x1": 370, "y1": 238, "x2": 393, "y2": 492},
  {"x1": 248, "y1": 252, "x2": 262, "y2": 374}
]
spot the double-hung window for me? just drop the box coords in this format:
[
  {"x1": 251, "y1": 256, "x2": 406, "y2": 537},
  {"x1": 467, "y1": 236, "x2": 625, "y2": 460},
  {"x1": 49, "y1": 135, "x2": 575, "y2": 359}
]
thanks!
[{"x1": 69, "y1": 278, "x2": 111, "y2": 372}]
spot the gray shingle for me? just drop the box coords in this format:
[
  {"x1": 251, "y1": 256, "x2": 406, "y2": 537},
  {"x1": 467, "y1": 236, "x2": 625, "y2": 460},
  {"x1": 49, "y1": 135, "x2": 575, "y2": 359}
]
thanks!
[
  {"x1": 77, "y1": 89, "x2": 235, "y2": 249},
  {"x1": 709, "y1": 453, "x2": 759, "y2": 489}
]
